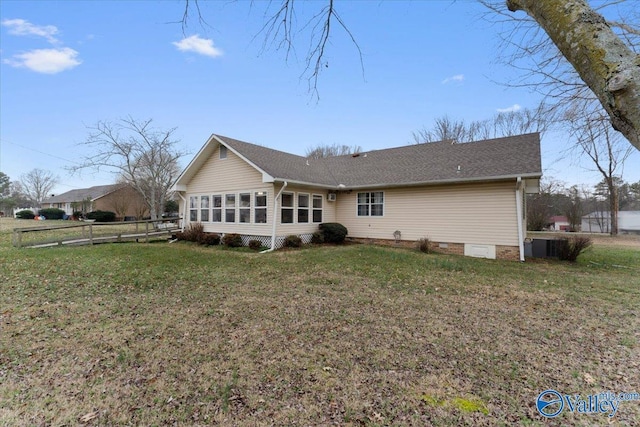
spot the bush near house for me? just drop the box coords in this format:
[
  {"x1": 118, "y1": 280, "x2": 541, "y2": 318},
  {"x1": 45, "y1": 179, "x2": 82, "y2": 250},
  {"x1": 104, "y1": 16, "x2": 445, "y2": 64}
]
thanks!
[
  {"x1": 557, "y1": 236, "x2": 592, "y2": 262},
  {"x1": 199, "y1": 233, "x2": 221, "y2": 247},
  {"x1": 416, "y1": 237, "x2": 431, "y2": 253},
  {"x1": 319, "y1": 222, "x2": 348, "y2": 244},
  {"x1": 222, "y1": 233, "x2": 243, "y2": 248},
  {"x1": 248, "y1": 239, "x2": 263, "y2": 251},
  {"x1": 284, "y1": 235, "x2": 302, "y2": 248},
  {"x1": 15, "y1": 210, "x2": 35, "y2": 220},
  {"x1": 311, "y1": 231, "x2": 324, "y2": 244},
  {"x1": 37, "y1": 208, "x2": 66, "y2": 220},
  {"x1": 86, "y1": 210, "x2": 116, "y2": 222}
]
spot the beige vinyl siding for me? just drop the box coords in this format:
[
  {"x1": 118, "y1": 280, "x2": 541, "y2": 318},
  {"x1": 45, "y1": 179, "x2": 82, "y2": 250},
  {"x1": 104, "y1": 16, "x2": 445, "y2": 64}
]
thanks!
[
  {"x1": 336, "y1": 181, "x2": 519, "y2": 246},
  {"x1": 184, "y1": 146, "x2": 273, "y2": 235},
  {"x1": 275, "y1": 184, "x2": 336, "y2": 235},
  {"x1": 187, "y1": 146, "x2": 264, "y2": 193}
]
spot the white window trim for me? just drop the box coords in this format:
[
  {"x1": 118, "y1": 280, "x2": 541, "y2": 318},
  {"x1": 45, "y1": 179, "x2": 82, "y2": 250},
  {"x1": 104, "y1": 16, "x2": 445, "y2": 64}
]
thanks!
[
  {"x1": 224, "y1": 193, "x2": 236, "y2": 223},
  {"x1": 312, "y1": 193, "x2": 323, "y2": 223},
  {"x1": 297, "y1": 192, "x2": 310, "y2": 224},
  {"x1": 211, "y1": 194, "x2": 222, "y2": 223},
  {"x1": 280, "y1": 191, "x2": 295, "y2": 225},
  {"x1": 356, "y1": 191, "x2": 385, "y2": 217},
  {"x1": 254, "y1": 191, "x2": 268, "y2": 225},
  {"x1": 219, "y1": 145, "x2": 228, "y2": 160}
]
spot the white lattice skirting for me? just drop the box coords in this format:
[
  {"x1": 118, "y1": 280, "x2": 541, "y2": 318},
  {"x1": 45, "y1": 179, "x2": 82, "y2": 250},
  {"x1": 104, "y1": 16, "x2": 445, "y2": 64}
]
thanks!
[{"x1": 226, "y1": 233, "x2": 314, "y2": 249}]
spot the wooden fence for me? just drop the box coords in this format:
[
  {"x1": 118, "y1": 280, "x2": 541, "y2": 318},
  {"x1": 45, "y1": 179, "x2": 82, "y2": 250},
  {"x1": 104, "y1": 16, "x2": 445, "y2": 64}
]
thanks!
[{"x1": 12, "y1": 218, "x2": 180, "y2": 249}]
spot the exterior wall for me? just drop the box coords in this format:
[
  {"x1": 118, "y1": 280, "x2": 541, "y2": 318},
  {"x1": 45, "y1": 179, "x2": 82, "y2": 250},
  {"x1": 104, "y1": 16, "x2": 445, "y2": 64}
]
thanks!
[
  {"x1": 274, "y1": 184, "x2": 336, "y2": 236},
  {"x1": 95, "y1": 186, "x2": 148, "y2": 219},
  {"x1": 336, "y1": 181, "x2": 520, "y2": 247},
  {"x1": 182, "y1": 145, "x2": 272, "y2": 235}
]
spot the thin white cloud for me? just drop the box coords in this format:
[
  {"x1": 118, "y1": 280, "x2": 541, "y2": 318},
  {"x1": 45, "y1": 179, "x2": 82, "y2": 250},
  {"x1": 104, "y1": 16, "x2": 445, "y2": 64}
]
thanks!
[
  {"x1": 442, "y1": 74, "x2": 464, "y2": 84},
  {"x1": 173, "y1": 35, "x2": 223, "y2": 58},
  {"x1": 4, "y1": 47, "x2": 81, "y2": 74},
  {"x1": 1, "y1": 18, "x2": 59, "y2": 44},
  {"x1": 497, "y1": 104, "x2": 522, "y2": 113}
]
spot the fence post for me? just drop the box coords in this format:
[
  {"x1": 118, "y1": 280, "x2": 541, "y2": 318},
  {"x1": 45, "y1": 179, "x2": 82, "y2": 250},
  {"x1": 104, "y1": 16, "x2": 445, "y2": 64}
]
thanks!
[
  {"x1": 145, "y1": 221, "x2": 149, "y2": 243},
  {"x1": 89, "y1": 224, "x2": 93, "y2": 245}
]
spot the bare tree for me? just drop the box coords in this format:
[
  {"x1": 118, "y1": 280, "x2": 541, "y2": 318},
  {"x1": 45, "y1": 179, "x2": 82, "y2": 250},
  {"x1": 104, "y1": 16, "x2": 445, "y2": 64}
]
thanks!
[
  {"x1": 484, "y1": 0, "x2": 640, "y2": 150},
  {"x1": 183, "y1": 0, "x2": 639, "y2": 149},
  {"x1": 413, "y1": 105, "x2": 550, "y2": 144},
  {"x1": 305, "y1": 143, "x2": 362, "y2": 159},
  {"x1": 70, "y1": 117, "x2": 187, "y2": 220},
  {"x1": 20, "y1": 169, "x2": 58, "y2": 208},
  {"x1": 566, "y1": 106, "x2": 633, "y2": 235}
]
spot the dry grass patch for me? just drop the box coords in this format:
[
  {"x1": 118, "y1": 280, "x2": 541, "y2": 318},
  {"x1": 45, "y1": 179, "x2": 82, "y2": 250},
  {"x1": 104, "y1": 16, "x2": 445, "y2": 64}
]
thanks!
[{"x1": 1, "y1": 226, "x2": 639, "y2": 426}]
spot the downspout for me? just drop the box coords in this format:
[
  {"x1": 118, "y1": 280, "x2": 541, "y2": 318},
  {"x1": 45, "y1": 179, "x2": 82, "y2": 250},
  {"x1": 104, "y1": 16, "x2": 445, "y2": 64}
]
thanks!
[
  {"x1": 515, "y1": 177, "x2": 525, "y2": 262},
  {"x1": 261, "y1": 181, "x2": 288, "y2": 253},
  {"x1": 177, "y1": 192, "x2": 187, "y2": 232}
]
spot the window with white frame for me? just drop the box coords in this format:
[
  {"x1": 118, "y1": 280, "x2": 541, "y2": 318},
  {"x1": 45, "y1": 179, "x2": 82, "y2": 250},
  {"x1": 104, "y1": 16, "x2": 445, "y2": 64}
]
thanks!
[
  {"x1": 225, "y1": 194, "x2": 236, "y2": 222},
  {"x1": 189, "y1": 196, "x2": 198, "y2": 221},
  {"x1": 312, "y1": 194, "x2": 323, "y2": 223},
  {"x1": 219, "y1": 145, "x2": 227, "y2": 159},
  {"x1": 357, "y1": 191, "x2": 384, "y2": 216},
  {"x1": 281, "y1": 192, "x2": 294, "y2": 224},
  {"x1": 297, "y1": 193, "x2": 309, "y2": 223},
  {"x1": 255, "y1": 191, "x2": 267, "y2": 224},
  {"x1": 212, "y1": 195, "x2": 222, "y2": 222},
  {"x1": 200, "y1": 195, "x2": 210, "y2": 222},
  {"x1": 239, "y1": 193, "x2": 251, "y2": 223}
]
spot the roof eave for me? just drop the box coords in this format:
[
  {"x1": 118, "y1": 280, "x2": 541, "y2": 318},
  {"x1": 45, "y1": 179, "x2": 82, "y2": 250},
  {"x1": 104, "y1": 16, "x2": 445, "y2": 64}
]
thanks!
[{"x1": 337, "y1": 172, "x2": 543, "y2": 190}]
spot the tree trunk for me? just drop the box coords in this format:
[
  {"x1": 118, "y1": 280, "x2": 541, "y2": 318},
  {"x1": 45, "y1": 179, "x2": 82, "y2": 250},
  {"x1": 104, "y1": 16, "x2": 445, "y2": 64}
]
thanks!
[
  {"x1": 507, "y1": 0, "x2": 640, "y2": 150},
  {"x1": 608, "y1": 179, "x2": 619, "y2": 236}
]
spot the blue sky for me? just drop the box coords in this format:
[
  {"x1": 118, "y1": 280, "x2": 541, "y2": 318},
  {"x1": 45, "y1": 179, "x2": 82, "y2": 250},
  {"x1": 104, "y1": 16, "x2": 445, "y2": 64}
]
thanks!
[{"x1": 1, "y1": 0, "x2": 638, "y2": 197}]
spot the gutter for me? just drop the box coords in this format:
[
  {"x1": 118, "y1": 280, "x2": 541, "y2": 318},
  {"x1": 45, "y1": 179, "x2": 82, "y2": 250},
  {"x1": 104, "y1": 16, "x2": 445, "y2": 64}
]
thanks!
[
  {"x1": 261, "y1": 181, "x2": 288, "y2": 253},
  {"x1": 515, "y1": 177, "x2": 525, "y2": 262}
]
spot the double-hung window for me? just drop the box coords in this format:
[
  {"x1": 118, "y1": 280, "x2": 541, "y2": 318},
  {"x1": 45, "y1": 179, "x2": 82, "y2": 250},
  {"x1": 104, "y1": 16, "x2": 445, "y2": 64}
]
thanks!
[
  {"x1": 312, "y1": 195, "x2": 323, "y2": 223},
  {"x1": 212, "y1": 195, "x2": 222, "y2": 222},
  {"x1": 239, "y1": 193, "x2": 251, "y2": 223},
  {"x1": 200, "y1": 195, "x2": 210, "y2": 222},
  {"x1": 225, "y1": 194, "x2": 236, "y2": 222},
  {"x1": 297, "y1": 194, "x2": 309, "y2": 223},
  {"x1": 357, "y1": 191, "x2": 384, "y2": 217},
  {"x1": 281, "y1": 192, "x2": 294, "y2": 224},
  {"x1": 189, "y1": 196, "x2": 198, "y2": 221},
  {"x1": 255, "y1": 192, "x2": 267, "y2": 223}
]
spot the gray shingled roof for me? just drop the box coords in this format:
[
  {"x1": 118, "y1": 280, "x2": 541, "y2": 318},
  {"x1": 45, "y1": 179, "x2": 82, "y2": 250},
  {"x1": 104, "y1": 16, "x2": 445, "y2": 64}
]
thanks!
[
  {"x1": 42, "y1": 184, "x2": 121, "y2": 204},
  {"x1": 216, "y1": 133, "x2": 541, "y2": 189}
]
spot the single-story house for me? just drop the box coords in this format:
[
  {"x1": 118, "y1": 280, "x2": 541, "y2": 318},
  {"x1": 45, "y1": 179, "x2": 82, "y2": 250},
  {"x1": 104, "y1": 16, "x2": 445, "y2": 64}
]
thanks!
[
  {"x1": 548, "y1": 215, "x2": 570, "y2": 231},
  {"x1": 41, "y1": 183, "x2": 148, "y2": 219},
  {"x1": 581, "y1": 211, "x2": 640, "y2": 234},
  {"x1": 172, "y1": 133, "x2": 542, "y2": 260}
]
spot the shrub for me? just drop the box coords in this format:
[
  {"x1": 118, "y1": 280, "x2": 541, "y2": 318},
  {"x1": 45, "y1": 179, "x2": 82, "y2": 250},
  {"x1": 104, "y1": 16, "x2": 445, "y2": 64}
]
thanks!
[
  {"x1": 174, "y1": 231, "x2": 186, "y2": 241},
  {"x1": 248, "y1": 239, "x2": 263, "y2": 251},
  {"x1": 199, "y1": 233, "x2": 221, "y2": 246},
  {"x1": 37, "y1": 208, "x2": 66, "y2": 220},
  {"x1": 284, "y1": 234, "x2": 302, "y2": 248},
  {"x1": 311, "y1": 231, "x2": 325, "y2": 244},
  {"x1": 183, "y1": 222, "x2": 205, "y2": 242},
  {"x1": 416, "y1": 237, "x2": 431, "y2": 253},
  {"x1": 557, "y1": 236, "x2": 592, "y2": 262},
  {"x1": 72, "y1": 211, "x2": 84, "y2": 220},
  {"x1": 86, "y1": 210, "x2": 116, "y2": 222},
  {"x1": 222, "y1": 233, "x2": 243, "y2": 248},
  {"x1": 15, "y1": 210, "x2": 35, "y2": 219},
  {"x1": 319, "y1": 222, "x2": 348, "y2": 244}
]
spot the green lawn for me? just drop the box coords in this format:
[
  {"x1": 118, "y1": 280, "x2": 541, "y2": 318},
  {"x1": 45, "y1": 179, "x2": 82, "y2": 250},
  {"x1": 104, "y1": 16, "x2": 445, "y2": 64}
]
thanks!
[{"x1": 1, "y1": 219, "x2": 639, "y2": 426}]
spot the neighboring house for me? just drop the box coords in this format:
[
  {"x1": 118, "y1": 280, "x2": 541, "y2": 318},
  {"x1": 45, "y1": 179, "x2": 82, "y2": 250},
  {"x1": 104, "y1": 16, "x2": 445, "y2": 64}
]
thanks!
[
  {"x1": 172, "y1": 133, "x2": 542, "y2": 260},
  {"x1": 548, "y1": 215, "x2": 570, "y2": 231},
  {"x1": 581, "y1": 211, "x2": 640, "y2": 234},
  {"x1": 41, "y1": 184, "x2": 148, "y2": 219}
]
